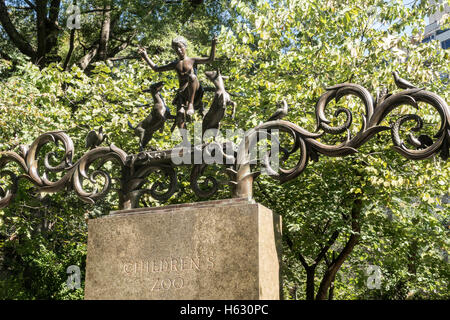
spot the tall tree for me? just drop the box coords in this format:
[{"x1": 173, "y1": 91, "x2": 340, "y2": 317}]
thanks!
[
  {"x1": 219, "y1": 0, "x2": 449, "y2": 299},
  {"x1": 0, "y1": 0, "x2": 448, "y2": 300},
  {"x1": 0, "y1": 0, "x2": 226, "y2": 70}
]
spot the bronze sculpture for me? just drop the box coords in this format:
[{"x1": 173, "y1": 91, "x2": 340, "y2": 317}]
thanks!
[
  {"x1": 85, "y1": 126, "x2": 107, "y2": 149},
  {"x1": 128, "y1": 81, "x2": 174, "y2": 151},
  {"x1": 202, "y1": 69, "x2": 236, "y2": 135},
  {"x1": 266, "y1": 100, "x2": 288, "y2": 122},
  {"x1": 0, "y1": 71, "x2": 449, "y2": 209},
  {"x1": 392, "y1": 71, "x2": 417, "y2": 89},
  {"x1": 138, "y1": 36, "x2": 217, "y2": 130}
]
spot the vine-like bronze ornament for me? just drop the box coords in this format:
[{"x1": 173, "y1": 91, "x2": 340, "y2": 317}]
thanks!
[
  {"x1": 0, "y1": 131, "x2": 127, "y2": 208},
  {"x1": 232, "y1": 83, "x2": 449, "y2": 198},
  {"x1": 1, "y1": 75, "x2": 449, "y2": 209}
]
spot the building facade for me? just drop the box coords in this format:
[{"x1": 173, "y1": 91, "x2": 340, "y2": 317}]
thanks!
[{"x1": 422, "y1": 0, "x2": 450, "y2": 49}]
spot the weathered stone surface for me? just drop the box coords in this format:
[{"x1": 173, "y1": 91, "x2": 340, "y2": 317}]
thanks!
[{"x1": 84, "y1": 198, "x2": 282, "y2": 300}]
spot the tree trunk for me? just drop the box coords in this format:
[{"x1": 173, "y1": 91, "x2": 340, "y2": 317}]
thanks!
[
  {"x1": 315, "y1": 198, "x2": 362, "y2": 300},
  {"x1": 305, "y1": 266, "x2": 316, "y2": 300},
  {"x1": 328, "y1": 251, "x2": 337, "y2": 300},
  {"x1": 45, "y1": 0, "x2": 61, "y2": 63},
  {"x1": 98, "y1": 2, "x2": 111, "y2": 61},
  {"x1": 407, "y1": 240, "x2": 418, "y2": 275},
  {"x1": 328, "y1": 273, "x2": 336, "y2": 300},
  {"x1": 63, "y1": 29, "x2": 76, "y2": 71},
  {"x1": 78, "y1": 44, "x2": 99, "y2": 71},
  {"x1": 35, "y1": 0, "x2": 48, "y2": 66},
  {"x1": 0, "y1": 0, "x2": 36, "y2": 59}
]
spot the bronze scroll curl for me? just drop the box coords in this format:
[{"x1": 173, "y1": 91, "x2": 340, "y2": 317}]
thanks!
[
  {"x1": 1, "y1": 79, "x2": 448, "y2": 209},
  {"x1": 236, "y1": 83, "x2": 449, "y2": 195},
  {"x1": 190, "y1": 142, "x2": 236, "y2": 198},
  {"x1": 0, "y1": 131, "x2": 127, "y2": 207},
  {"x1": 122, "y1": 164, "x2": 178, "y2": 208}
]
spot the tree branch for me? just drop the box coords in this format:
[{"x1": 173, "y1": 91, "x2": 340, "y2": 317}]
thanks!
[
  {"x1": 297, "y1": 251, "x2": 311, "y2": 270},
  {"x1": 23, "y1": 0, "x2": 36, "y2": 10},
  {"x1": 0, "y1": 0, "x2": 36, "y2": 58},
  {"x1": 63, "y1": 29, "x2": 76, "y2": 71},
  {"x1": 35, "y1": 0, "x2": 47, "y2": 65},
  {"x1": 77, "y1": 44, "x2": 99, "y2": 70},
  {"x1": 48, "y1": 0, "x2": 61, "y2": 23},
  {"x1": 315, "y1": 198, "x2": 362, "y2": 300},
  {"x1": 81, "y1": 8, "x2": 111, "y2": 14},
  {"x1": 98, "y1": 2, "x2": 111, "y2": 61},
  {"x1": 314, "y1": 230, "x2": 340, "y2": 265},
  {"x1": 321, "y1": 218, "x2": 331, "y2": 234},
  {"x1": 7, "y1": 6, "x2": 33, "y2": 10},
  {"x1": 107, "y1": 54, "x2": 139, "y2": 61},
  {"x1": 107, "y1": 40, "x2": 130, "y2": 58}
]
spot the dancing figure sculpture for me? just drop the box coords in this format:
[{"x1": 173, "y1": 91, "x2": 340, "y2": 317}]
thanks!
[{"x1": 138, "y1": 36, "x2": 217, "y2": 130}]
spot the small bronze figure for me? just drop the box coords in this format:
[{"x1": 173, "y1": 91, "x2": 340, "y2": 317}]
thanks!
[
  {"x1": 202, "y1": 70, "x2": 236, "y2": 135},
  {"x1": 266, "y1": 100, "x2": 288, "y2": 121},
  {"x1": 128, "y1": 81, "x2": 173, "y2": 151},
  {"x1": 86, "y1": 126, "x2": 107, "y2": 149},
  {"x1": 138, "y1": 35, "x2": 217, "y2": 128},
  {"x1": 392, "y1": 71, "x2": 416, "y2": 89}
]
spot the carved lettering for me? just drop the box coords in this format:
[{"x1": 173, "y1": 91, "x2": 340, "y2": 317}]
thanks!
[
  {"x1": 162, "y1": 278, "x2": 172, "y2": 290},
  {"x1": 162, "y1": 259, "x2": 169, "y2": 272},
  {"x1": 151, "y1": 278, "x2": 161, "y2": 291},
  {"x1": 207, "y1": 256, "x2": 215, "y2": 269},
  {"x1": 152, "y1": 260, "x2": 160, "y2": 272},
  {"x1": 180, "y1": 257, "x2": 189, "y2": 271},
  {"x1": 171, "y1": 257, "x2": 179, "y2": 271},
  {"x1": 150, "y1": 277, "x2": 185, "y2": 291},
  {"x1": 123, "y1": 263, "x2": 133, "y2": 274},
  {"x1": 121, "y1": 254, "x2": 216, "y2": 292},
  {"x1": 172, "y1": 277, "x2": 184, "y2": 289},
  {"x1": 190, "y1": 257, "x2": 200, "y2": 270}
]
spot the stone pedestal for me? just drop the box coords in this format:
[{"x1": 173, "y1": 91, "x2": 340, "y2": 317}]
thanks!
[{"x1": 84, "y1": 198, "x2": 282, "y2": 300}]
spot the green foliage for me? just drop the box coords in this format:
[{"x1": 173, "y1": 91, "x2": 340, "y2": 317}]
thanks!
[
  {"x1": 0, "y1": 0, "x2": 229, "y2": 69},
  {"x1": 0, "y1": 0, "x2": 449, "y2": 299},
  {"x1": 219, "y1": 0, "x2": 449, "y2": 300}
]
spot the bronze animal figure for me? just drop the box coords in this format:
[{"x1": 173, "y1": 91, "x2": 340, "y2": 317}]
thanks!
[
  {"x1": 267, "y1": 100, "x2": 288, "y2": 122},
  {"x1": 375, "y1": 87, "x2": 391, "y2": 107},
  {"x1": 202, "y1": 70, "x2": 236, "y2": 136},
  {"x1": 128, "y1": 81, "x2": 173, "y2": 151},
  {"x1": 85, "y1": 126, "x2": 107, "y2": 149},
  {"x1": 392, "y1": 71, "x2": 416, "y2": 89}
]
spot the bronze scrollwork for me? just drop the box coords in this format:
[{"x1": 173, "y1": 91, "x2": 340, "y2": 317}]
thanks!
[
  {"x1": 1, "y1": 73, "x2": 448, "y2": 209},
  {"x1": 233, "y1": 80, "x2": 449, "y2": 198},
  {"x1": 0, "y1": 131, "x2": 127, "y2": 208}
]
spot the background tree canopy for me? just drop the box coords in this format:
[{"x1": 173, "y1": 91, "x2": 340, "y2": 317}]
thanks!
[{"x1": 0, "y1": 0, "x2": 448, "y2": 299}]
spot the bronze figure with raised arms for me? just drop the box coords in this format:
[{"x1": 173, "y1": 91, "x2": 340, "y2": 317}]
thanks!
[{"x1": 138, "y1": 36, "x2": 217, "y2": 130}]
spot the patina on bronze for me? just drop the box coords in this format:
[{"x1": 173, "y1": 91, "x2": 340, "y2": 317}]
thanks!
[
  {"x1": 0, "y1": 72, "x2": 449, "y2": 210},
  {"x1": 202, "y1": 69, "x2": 236, "y2": 135},
  {"x1": 128, "y1": 81, "x2": 175, "y2": 151},
  {"x1": 138, "y1": 36, "x2": 217, "y2": 130}
]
